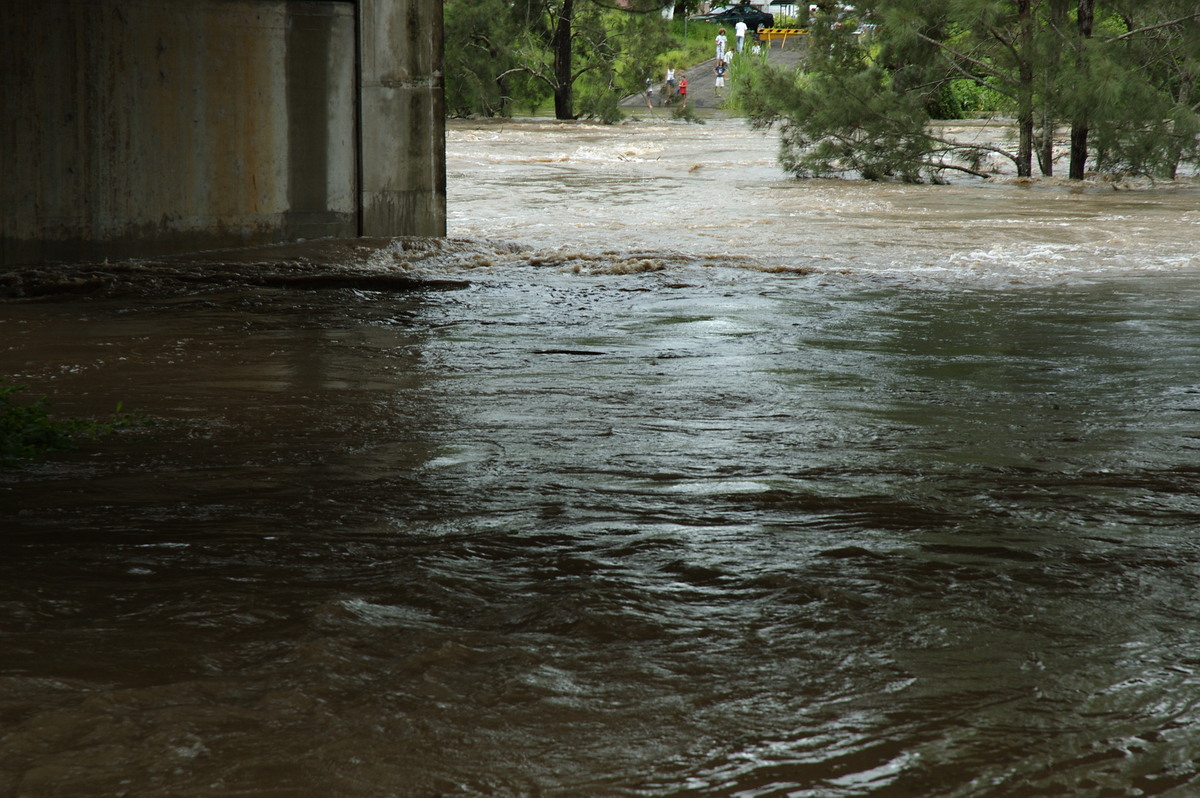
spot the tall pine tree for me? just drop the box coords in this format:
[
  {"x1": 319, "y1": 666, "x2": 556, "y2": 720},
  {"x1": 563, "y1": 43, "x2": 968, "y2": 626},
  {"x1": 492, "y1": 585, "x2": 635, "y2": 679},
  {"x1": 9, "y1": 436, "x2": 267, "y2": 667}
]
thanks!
[{"x1": 740, "y1": 0, "x2": 1200, "y2": 180}]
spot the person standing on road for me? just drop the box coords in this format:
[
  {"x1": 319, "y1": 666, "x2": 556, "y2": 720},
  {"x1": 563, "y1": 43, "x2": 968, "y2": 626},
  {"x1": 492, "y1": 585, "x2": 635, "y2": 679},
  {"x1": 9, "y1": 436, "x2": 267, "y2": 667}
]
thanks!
[
  {"x1": 735, "y1": 19, "x2": 748, "y2": 52},
  {"x1": 677, "y1": 73, "x2": 688, "y2": 109},
  {"x1": 715, "y1": 29, "x2": 727, "y2": 60},
  {"x1": 644, "y1": 79, "x2": 654, "y2": 110},
  {"x1": 664, "y1": 65, "x2": 676, "y2": 103},
  {"x1": 713, "y1": 60, "x2": 726, "y2": 97}
]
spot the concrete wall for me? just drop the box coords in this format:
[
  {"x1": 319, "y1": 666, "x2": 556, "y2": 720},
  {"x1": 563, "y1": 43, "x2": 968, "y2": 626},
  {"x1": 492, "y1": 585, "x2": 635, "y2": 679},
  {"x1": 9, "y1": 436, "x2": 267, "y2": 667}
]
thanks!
[{"x1": 1, "y1": 0, "x2": 445, "y2": 266}]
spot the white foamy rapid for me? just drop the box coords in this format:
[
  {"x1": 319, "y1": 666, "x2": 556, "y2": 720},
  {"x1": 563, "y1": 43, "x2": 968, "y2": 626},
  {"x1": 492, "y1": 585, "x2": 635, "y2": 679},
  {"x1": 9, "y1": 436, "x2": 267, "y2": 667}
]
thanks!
[{"x1": 446, "y1": 117, "x2": 1200, "y2": 287}]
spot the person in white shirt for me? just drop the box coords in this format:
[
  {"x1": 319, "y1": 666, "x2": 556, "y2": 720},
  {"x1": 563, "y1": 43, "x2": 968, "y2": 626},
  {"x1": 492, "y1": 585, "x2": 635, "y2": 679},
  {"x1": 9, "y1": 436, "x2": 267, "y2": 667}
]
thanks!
[
  {"x1": 735, "y1": 19, "x2": 748, "y2": 52},
  {"x1": 715, "y1": 29, "x2": 728, "y2": 60}
]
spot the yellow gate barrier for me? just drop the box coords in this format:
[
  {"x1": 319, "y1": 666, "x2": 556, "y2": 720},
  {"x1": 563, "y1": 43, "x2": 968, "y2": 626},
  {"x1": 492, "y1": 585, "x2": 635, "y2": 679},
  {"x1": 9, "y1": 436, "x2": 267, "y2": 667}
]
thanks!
[{"x1": 755, "y1": 28, "x2": 808, "y2": 48}]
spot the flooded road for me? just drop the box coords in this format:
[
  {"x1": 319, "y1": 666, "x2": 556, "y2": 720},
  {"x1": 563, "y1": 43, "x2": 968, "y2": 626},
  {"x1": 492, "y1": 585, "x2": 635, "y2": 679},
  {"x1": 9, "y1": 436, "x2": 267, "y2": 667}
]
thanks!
[{"x1": 3, "y1": 118, "x2": 1200, "y2": 797}]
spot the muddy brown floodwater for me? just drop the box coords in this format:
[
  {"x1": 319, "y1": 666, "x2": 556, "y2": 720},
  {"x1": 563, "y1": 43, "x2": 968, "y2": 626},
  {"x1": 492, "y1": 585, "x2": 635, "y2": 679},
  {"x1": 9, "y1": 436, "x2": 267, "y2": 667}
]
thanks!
[{"x1": 3, "y1": 117, "x2": 1200, "y2": 797}]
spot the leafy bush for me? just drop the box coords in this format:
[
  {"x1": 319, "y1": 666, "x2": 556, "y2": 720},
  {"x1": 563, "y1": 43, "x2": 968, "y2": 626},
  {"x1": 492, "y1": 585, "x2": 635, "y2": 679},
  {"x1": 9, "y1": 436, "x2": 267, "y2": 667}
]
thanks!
[
  {"x1": 956, "y1": 78, "x2": 1009, "y2": 117},
  {"x1": 927, "y1": 79, "x2": 1012, "y2": 120},
  {"x1": 578, "y1": 89, "x2": 625, "y2": 124},
  {"x1": 0, "y1": 379, "x2": 148, "y2": 465}
]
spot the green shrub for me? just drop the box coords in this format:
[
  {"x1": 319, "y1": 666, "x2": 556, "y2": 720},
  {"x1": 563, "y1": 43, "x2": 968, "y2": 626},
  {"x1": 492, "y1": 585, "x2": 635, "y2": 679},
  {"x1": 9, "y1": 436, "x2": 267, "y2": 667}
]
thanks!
[
  {"x1": 928, "y1": 78, "x2": 1012, "y2": 119},
  {"x1": 579, "y1": 89, "x2": 625, "y2": 124}
]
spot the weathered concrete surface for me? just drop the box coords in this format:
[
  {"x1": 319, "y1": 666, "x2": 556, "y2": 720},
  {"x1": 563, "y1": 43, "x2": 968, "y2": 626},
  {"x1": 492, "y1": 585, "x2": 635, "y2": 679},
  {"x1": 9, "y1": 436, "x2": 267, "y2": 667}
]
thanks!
[
  {"x1": 1, "y1": 0, "x2": 445, "y2": 266},
  {"x1": 359, "y1": 0, "x2": 447, "y2": 238}
]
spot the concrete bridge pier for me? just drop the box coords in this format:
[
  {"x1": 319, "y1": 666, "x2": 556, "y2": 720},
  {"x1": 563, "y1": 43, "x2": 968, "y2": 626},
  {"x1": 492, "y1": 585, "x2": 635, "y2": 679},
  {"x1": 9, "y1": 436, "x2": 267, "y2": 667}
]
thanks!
[
  {"x1": 358, "y1": 0, "x2": 445, "y2": 239},
  {"x1": 1, "y1": 0, "x2": 445, "y2": 266}
]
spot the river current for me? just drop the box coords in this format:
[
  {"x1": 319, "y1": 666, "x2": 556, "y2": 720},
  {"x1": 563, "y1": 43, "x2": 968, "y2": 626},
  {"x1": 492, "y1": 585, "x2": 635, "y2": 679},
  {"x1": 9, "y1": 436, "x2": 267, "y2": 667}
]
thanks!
[{"x1": 2, "y1": 117, "x2": 1200, "y2": 797}]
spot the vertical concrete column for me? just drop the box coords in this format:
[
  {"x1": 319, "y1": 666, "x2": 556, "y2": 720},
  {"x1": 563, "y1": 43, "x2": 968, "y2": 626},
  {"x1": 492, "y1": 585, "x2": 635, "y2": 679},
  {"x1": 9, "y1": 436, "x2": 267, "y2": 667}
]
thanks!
[
  {"x1": 358, "y1": 0, "x2": 446, "y2": 237},
  {"x1": 0, "y1": 0, "x2": 363, "y2": 266}
]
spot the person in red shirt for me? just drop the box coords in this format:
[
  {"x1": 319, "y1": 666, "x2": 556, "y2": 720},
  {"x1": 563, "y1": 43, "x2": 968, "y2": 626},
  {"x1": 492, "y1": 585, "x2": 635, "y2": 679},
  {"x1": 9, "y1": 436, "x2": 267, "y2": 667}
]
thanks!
[{"x1": 677, "y1": 74, "x2": 688, "y2": 109}]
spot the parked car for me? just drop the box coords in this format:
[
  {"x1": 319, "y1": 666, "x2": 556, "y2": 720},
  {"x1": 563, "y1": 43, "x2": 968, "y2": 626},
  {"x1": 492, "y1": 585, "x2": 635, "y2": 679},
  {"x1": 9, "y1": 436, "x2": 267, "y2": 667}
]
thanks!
[{"x1": 691, "y1": 4, "x2": 775, "y2": 30}]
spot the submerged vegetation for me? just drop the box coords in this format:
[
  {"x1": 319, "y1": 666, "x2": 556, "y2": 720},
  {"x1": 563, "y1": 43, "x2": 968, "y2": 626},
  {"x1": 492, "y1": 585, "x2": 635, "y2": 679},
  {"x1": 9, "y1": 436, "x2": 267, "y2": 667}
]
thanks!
[{"x1": 0, "y1": 379, "x2": 148, "y2": 465}]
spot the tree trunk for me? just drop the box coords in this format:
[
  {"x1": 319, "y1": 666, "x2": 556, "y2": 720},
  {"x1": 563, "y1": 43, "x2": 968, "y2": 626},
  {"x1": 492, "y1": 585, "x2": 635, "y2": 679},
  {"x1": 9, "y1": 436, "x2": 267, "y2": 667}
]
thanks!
[
  {"x1": 1038, "y1": 0, "x2": 1071, "y2": 176},
  {"x1": 553, "y1": 0, "x2": 576, "y2": 119},
  {"x1": 1016, "y1": 0, "x2": 1034, "y2": 177},
  {"x1": 497, "y1": 74, "x2": 510, "y2": 117},
  {"x1": 1036, "y1": 105, "x2": 1054, "y2": 176},
  {"x1": 1166, "y1": 70, "x2": 1193, "y2": 180},
  {"x1": 1068, "y1": 0, "x2": 1094, "y2": 179}
]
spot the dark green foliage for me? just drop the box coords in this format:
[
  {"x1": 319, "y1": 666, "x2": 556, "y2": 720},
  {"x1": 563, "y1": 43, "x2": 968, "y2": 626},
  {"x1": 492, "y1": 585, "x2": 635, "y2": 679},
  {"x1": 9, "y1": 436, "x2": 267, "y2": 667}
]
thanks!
[
  {"x1": 927, "y1": 79, "x2": 1012, "y2": 119},
  {"x1": 1079, "y1": 5, "x2": 1200, "y2": 177},
  {"x1": 445, "y1": 0, "x2": 546, "y2": 116},
  {"x1": 578, "y1": 86, "x2": 624, "y2": 123},
  {"x1": 739, "y1": 0, "x2": 1200, "y2": 181},
  {"x1": 445, "y1": 0, "x2": 676, "y2": 120},
  {"x1": 739, "y1": 13, "x2": 968, "y2": 181},
  {"x1": 0, "y1": 381, "x2": 73, "y2": 462},
  {"x1": 0, "y1": 379, "x2": 149, "y2": 465},
  {"x1": 925, "y1": 81, "x2": 964, "y2": 120}
]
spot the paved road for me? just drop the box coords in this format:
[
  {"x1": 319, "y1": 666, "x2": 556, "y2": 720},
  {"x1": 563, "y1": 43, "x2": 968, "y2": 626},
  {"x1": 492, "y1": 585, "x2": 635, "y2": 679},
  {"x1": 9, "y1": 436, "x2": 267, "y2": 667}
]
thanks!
[{"x1": 620, "y1": 37, "x2": 805, "y2": 115}]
